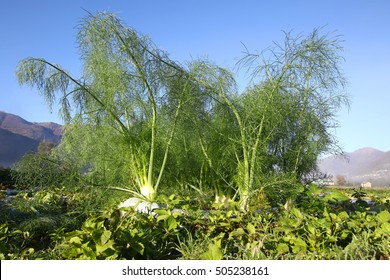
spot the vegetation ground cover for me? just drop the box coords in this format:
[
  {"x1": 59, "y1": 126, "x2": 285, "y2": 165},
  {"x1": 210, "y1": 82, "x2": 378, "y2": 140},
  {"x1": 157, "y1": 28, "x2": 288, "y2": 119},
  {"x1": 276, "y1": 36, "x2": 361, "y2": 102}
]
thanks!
[{"x1": 1, "y1": 184, "x2": 389, "y2": 260}]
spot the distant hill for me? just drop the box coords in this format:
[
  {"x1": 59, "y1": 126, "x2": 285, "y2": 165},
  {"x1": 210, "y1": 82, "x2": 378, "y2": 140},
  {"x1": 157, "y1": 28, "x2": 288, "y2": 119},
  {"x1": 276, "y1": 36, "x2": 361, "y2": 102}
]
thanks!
[
  {"x1": 0, "y1": 111, "x2": 62, "y2": 167},
  {"x1": 318, "y1": 147, "x2": 390, "y2": 186}
]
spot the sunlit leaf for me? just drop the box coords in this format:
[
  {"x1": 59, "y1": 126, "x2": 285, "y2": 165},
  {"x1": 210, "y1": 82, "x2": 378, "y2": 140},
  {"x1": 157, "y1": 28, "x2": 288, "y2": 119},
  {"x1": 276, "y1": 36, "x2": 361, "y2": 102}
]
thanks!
[
  {"x1": 291, "y1": 208, "x2": 303, "y2": 220},
  {"x1": 100, "y1": 230, "x2": 112, "y2": 245},
  {"x1": 291, "y1": 237, "x2": 307, "y2": 253},
  {"x1": 276, "y1": 243, "x2": 290, "y2": 254},
  {"x1": 229, "y1": 228, "x2": 245, "y2": 238},
  {"x1": 376, "y1": 210, "x2": 390, "y2": 223},
  {"x1": 324, "y1": 191, "x2": 349, "y2": 202},
  {"x1": 69, "y1": 236, "x2": 82, "y2": 244},
  {"x1": 201, "y1": 243, "x2": 223, "y2": 260},
  {"x1": 246, "y1": 223, "x2": 256, "y2": 235},
  {"x1": 380, "y1": 222, "x2": 390, "y2": 234},
  {"x1": 166, "y1": 216, "x2": 178, "y2": 231}
]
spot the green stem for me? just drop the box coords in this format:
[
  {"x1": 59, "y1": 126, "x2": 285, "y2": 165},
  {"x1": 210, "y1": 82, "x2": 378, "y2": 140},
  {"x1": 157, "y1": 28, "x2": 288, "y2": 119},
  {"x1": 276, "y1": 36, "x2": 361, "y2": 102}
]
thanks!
[
  {"x1": 111, "y1": 27, "x2": 157, "y2": 188},
  {"x1": 154, "y1": 79, "x2": 189, "y2": 191}
]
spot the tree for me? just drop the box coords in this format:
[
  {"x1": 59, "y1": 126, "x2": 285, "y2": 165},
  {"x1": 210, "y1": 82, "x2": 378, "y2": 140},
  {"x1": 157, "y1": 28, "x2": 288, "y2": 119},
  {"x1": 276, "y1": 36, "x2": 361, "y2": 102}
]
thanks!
[
  {"x1": 37, "y1": 141, "x2": 55, "y2": 155},
  {"x1": 336, "y1": 174, "x2": 347, "y2": 186}
]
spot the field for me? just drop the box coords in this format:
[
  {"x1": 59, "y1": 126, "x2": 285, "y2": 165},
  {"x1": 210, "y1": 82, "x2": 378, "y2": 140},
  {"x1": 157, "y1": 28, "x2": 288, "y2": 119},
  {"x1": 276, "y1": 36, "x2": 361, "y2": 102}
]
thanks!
[
  {"x1": 2, "y1": 11, "x2": 389, "y2": 261},
  {"x1": 1, "y1": 184, "x2": 389, "y2": 260}
]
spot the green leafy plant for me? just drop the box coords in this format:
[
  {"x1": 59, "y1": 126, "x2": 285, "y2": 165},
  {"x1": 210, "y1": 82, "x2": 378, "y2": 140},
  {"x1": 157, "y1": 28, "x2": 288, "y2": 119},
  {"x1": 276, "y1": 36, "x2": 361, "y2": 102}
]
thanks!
[
  {"x1": 10, "y1": 10, "x2": 390, "y2": 261},
  {"x1": 16, "y1": 11, "x2": 197, "y2": 201},
  {"x1": 54, "y1": 214, "x2": 118, "y2": 259}
]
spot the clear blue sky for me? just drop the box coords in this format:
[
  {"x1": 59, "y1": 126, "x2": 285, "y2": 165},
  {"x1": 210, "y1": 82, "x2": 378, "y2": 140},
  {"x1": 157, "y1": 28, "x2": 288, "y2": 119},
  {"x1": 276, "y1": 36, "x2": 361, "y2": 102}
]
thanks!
[{"x1": 1, "y1": 0, "x2": 389, "y2": 153}]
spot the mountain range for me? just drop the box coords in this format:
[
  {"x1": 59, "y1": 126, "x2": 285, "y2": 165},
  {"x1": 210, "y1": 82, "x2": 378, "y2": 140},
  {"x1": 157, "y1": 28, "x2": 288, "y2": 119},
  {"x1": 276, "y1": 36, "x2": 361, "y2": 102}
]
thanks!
[
  {"x1": 318, "y1": 147, "x2": 390, "y2": 186},
  {"x1": 0, "y1": 111, "x2": 62, "y2": 167}
]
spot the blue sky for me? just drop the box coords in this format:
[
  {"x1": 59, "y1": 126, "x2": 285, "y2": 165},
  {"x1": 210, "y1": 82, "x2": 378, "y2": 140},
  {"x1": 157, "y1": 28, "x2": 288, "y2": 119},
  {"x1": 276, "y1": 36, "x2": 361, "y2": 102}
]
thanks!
[{"x1": 1, "y1": 0, "x2": 389, "y2": 153}]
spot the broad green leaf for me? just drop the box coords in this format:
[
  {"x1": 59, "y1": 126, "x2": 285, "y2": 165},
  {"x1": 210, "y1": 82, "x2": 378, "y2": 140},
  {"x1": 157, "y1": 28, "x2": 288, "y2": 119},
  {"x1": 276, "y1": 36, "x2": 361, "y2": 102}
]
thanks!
[
  {"x1": 229, "y1": 228, "x2": 245, "y2": 238},
  {"x1": 100, "y1": 230, "x2": 112, "y2": 245},
  {"x1": 327, "y1": 236, "x2": 337, "y2": 243},
  {"x1": 276, "y1": 243, "x2": 289, "y2": 254},
  {"x1": 201, "y1": 243, "x2": 223, "y2": 260},
  {"x1": 83, "y1": 217, "x2": 105, "y2": 232},
  {"x1": 214, "y1": 233, "x2": 225, "y2": 248},
  {"x1": 63, "y1": 247, "x2": 82, "y2": 258},
  {"x1": 324, "y1": 191, "x2": 349, "y2": 202},
  {"x1": 81, "y1": 242, "x2": 96, "y2": 259},
  {"x1": 226, "y1": 210, "x2": 233, "y2": 217},
  {"x1": 376, "y1": 210, "x2": 390, "y2": 223},
  {"x1": 291, "y1": 237, "x2": 307, "y2": 253},
  {"x1": 154, "y1": 209, "x2": 169, "y2": 216},
  {"x1": 219, "y1": 222, "x2": 231, "y2": 227},
  {"x1": 96, "y1": 239, "x2": 115, "y2": 255},
  {"x1": 156, "y1": 214, "x2": 170, "y2": 222},
  {"x1": 306, "y1": 224, "x2": 317, "y2": 236},
  {"x1": 69, "y1": 236, "x2": 82, "y2": 244},
  {"x1": 338, "y1": 211, "x2": 349, "y2": 220},
  {"x1": 380, "y1": 222, "x2": 390, "y2": 234},
  {"x1": 347, "y1": 220, "x2": 358, "y2": 229},
  {"x1": 166, "y1": 216, "x2": 178, "y2": 231},
  {"x1": 283, "y1": 234, "x2": 293, "y2": 242},
  {"x1": 172, "y1": 211, "x2": 183, "y2": 218},
  {"x1": 91, "y1": 229, "x2": 102, "y2": 244},
  {"x1": 329, "y1": 213, "x2": 338, "y2": 221},
  {"x1": 291, "y1": 208, "x2": 303, "y2": 220},
  {"x1": 246, "y1": 223, "x2": 256, "y2": 235},
  {"x1": 297, "y1": 185, "x2": 305, "y2": 192},
  {"x1": 340, "y1": 229, "x2": 351, "y2": 239}
]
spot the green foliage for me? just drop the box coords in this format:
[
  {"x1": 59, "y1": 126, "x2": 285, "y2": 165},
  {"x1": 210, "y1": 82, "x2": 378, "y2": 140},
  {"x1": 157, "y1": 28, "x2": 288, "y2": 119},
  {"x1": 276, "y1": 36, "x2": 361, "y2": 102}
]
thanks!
[
  {"x1": 53, "y1": 214, "x2": 118, "y2": 259},
  {"x1": 0, "y1": 167, "x2": 14, "y2": 187},
  {"x1": 1, "y1": 186, "x2": 390, "y2": 259},
  {"x1": 55, "y1": 124, "x2": 133, "y2": 187},
  {"x1": 37, "y1": 141, "x2": 55, "y2": 155},
  {"x1": 15, "y1": 11, "x2": 350, "y2": 211},
  {"x1": 0, "y1": 185, "x2": 126, "y2": 259},
  {"x1": 11, "y1": 152, "x2": 79, "y2": 188},
  {"x1": 16, "y1": 11, "x2": 194, "y2": 199},
  {"x1": 0, "y1": 223, "x2": 36, "y2": 260},
  {"x1": 201, "y1": 243, "x2": 223, "y2": 260},
  {"x1": 351, "y1": 187, "x2": 367, "y2": 200},
  {"x1": 53, "y1": 194, "x2": 188, "y2": 259},
  {"x1": 230, "y1": 28, "x2": 348, "y2": 210},
  {"x1": 12, "y1": 10, "x2": 379, "y2": 260}
]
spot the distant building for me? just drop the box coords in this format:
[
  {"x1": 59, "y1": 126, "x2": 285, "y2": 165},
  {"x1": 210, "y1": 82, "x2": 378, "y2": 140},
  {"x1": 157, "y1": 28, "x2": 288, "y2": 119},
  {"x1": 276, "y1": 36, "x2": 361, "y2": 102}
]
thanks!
[
  {"x1": 313, "y1": 178, "x2": 335, "y2": 187},
  {"x1": 361, "y1": 181, "x2": 372, "y2": 188},
  {"x1": 328, "y1": 181, "x2": 335, "y2": 186}
]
